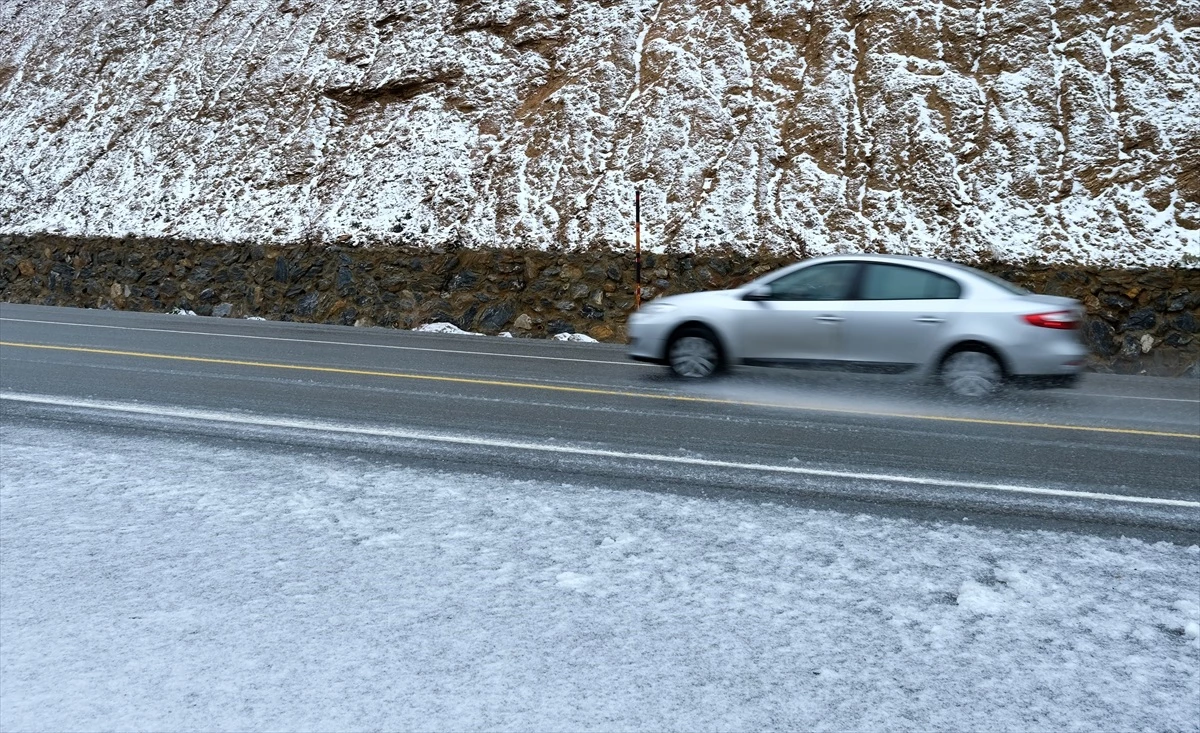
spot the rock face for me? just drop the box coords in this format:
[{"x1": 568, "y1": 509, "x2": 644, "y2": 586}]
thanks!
[
  {"x1": 4, "y1": 234, "x2": 1198, "y2": 375},
  {"x1": 1, "y1": 0, "x2": 1198, "y2": 266}
]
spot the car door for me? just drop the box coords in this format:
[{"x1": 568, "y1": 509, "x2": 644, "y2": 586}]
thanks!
[
  {"x1": 737, "y1": 261, "x2": 861, "y2": 365},
  {"x1": 838, "y1": 263, "x2": 962, "y2": 370}
]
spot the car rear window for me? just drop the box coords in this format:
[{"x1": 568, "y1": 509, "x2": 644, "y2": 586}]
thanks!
[
  {"x1": 859, "y1": 264, "x2": 961, "y2": 300},
  {"x1": 949, "y1": 264, "x2": 1030, "y2": 295}
]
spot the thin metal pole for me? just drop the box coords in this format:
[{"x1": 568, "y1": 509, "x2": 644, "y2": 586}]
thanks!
[{"x1": 634, "y1": 189, "x2": 642, "y2": 310}]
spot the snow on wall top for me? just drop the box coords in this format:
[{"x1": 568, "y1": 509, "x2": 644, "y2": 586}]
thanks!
[{"x1": 1, "y1": 0, "x2": 1198, "y2": 266}]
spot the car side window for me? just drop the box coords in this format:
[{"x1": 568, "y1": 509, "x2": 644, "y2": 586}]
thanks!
[
  {"x1": 859, "y1": 264, "x2": 961, "y2": 300},
  {"x1": 767, "y1": 262, "x2": 858, "y2": 301}
]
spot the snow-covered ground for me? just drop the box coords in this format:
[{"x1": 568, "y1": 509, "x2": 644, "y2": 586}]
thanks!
[{"x1": 1, "y1": 420, "x2": 1198, "y2": 732}]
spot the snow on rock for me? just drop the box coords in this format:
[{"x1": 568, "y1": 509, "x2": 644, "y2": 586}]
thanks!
[{"x1": 1, "y1": 0, "x2": 1197, "y2": 267}]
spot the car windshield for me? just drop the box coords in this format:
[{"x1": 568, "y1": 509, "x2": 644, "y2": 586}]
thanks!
[
  {"x1": 763, "y1": 262, "x2": 858, "y2": 300},
  {"x1": 950, "y1": 264, "x2": 1030, "y2": 295}
]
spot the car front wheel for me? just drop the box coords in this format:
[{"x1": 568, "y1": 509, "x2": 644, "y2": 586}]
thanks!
[
  {"x1": 941, "y1": 349, "x2": 1003, "y2": 397},
  {"x1": 668, "y1": 328, "x2": 721, "y2": 379}
]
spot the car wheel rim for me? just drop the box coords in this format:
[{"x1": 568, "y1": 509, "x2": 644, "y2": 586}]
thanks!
[
  {"x1": 670, "y1": 336, "x2": 718, "y2": 378},
  {"x1": 943, "y1": 351, "x2": 1002, "y2": 397}
]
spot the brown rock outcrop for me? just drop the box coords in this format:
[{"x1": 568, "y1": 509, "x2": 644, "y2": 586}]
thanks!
[{"x1": 3, "y1": 234, "x2": 1197, "y2": 376}]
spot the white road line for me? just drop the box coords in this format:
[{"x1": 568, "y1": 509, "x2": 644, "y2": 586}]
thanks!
[
  {"x1": 1075, "y1": 393, "x2": 1200, "y2": 404},
  {"x1": 5, "y1": 392, "x2": 1198, "y2": 510},
  {"x1": 0, "y1": 316, "x2": 644, "y2": 368}
]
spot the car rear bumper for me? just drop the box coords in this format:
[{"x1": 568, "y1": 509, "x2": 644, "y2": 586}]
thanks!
[{"x1": 1005, "y1": 339, "x2": 1089, "y2": 377}]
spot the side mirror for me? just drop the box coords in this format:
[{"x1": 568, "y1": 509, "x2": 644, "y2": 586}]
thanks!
[{"x1": 743, "y1": 285, "x2": 773, "y2": 301}]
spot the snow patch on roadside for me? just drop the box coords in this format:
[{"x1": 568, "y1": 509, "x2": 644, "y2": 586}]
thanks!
[
  {"x1": 413, "y1": 322, "x2": 484, "y2": 335},
  {"x1": 552, "y1": 332, "x2": 599, "y2": 342},
  {"x1": 412, "y1": 323, "x2": 599, "y2": 342}
]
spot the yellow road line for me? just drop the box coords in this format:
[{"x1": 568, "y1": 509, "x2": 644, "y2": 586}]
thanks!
[{"x1": 2, "y1": 340, "x2": 1197, "y2": 440}]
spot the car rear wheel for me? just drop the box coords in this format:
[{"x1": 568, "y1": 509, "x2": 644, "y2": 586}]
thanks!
[
  {"x1": 668, "y1": 328, "x2": 721, "y2": 379},
  {"x1": 941, "y1": 349, "x2": 1003, "y2": 398}
]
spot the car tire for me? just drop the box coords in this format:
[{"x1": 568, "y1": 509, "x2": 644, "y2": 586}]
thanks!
[
  {"x1": 940, "y1": 348, "x2": 1004, "y2": 398},
  {"x1": 667, "y1": 327, "x2": 722, "y2": 379}
]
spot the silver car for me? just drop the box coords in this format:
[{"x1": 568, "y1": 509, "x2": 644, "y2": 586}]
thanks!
[{"x1": 627, "y1": 254, "x2": 1088, "y2": 397}]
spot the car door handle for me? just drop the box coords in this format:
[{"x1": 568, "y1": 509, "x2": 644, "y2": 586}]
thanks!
[
  {"x1": 913, "y1": 316, "x2": 945, "y2": 324},
  {"x1": 814, "y1": 315, "x2": 844, "y2": 323}
]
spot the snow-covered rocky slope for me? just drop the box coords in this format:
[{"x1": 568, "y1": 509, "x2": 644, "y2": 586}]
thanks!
[{"x1": 1, "y1": 0, "x2": 1197, "y2": 266}]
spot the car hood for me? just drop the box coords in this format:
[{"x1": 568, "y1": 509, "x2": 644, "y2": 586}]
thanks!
[{"x1": 651, "y1": 289, "x2": 745, "y2": 308}]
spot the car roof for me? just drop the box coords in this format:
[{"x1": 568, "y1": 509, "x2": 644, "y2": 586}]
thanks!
[
  {"x1": 777, "y1": 253, "x2": 1021, "y2": 294},
  {"x1": 799, "y1": 253, "x2": 980, "y2": 277},
  {"x1": 806, "y1": 253, "x2": 955, "y2": 266}
]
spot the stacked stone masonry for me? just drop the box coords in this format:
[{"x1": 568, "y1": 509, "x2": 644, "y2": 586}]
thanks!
[{"x1": 2, "y1": 235, "x2": 1197, "y2": 377}]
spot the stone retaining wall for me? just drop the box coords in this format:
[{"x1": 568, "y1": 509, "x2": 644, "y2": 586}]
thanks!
[{"x1": 3, "y1": 234, "x2": 1198, "y2": 376}]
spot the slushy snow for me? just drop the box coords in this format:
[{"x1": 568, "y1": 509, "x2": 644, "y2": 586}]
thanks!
[{"x1": 1, "y1": 421, "x2": 1197, "y2": 732}]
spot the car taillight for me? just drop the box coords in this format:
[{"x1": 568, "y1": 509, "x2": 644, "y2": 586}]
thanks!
[{"x1": 1022, "y1": 311, "x2": 1080, "y2": 329}]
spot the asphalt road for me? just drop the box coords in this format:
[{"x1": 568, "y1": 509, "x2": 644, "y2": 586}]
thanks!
[{"x1": 2, "y1": 302, "x2": 1198, "y2": 540}]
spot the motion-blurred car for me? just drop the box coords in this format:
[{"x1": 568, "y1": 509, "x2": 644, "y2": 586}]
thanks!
[{"x1": 627, "y1": 254, "x2": 1087, "y2": 397}]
